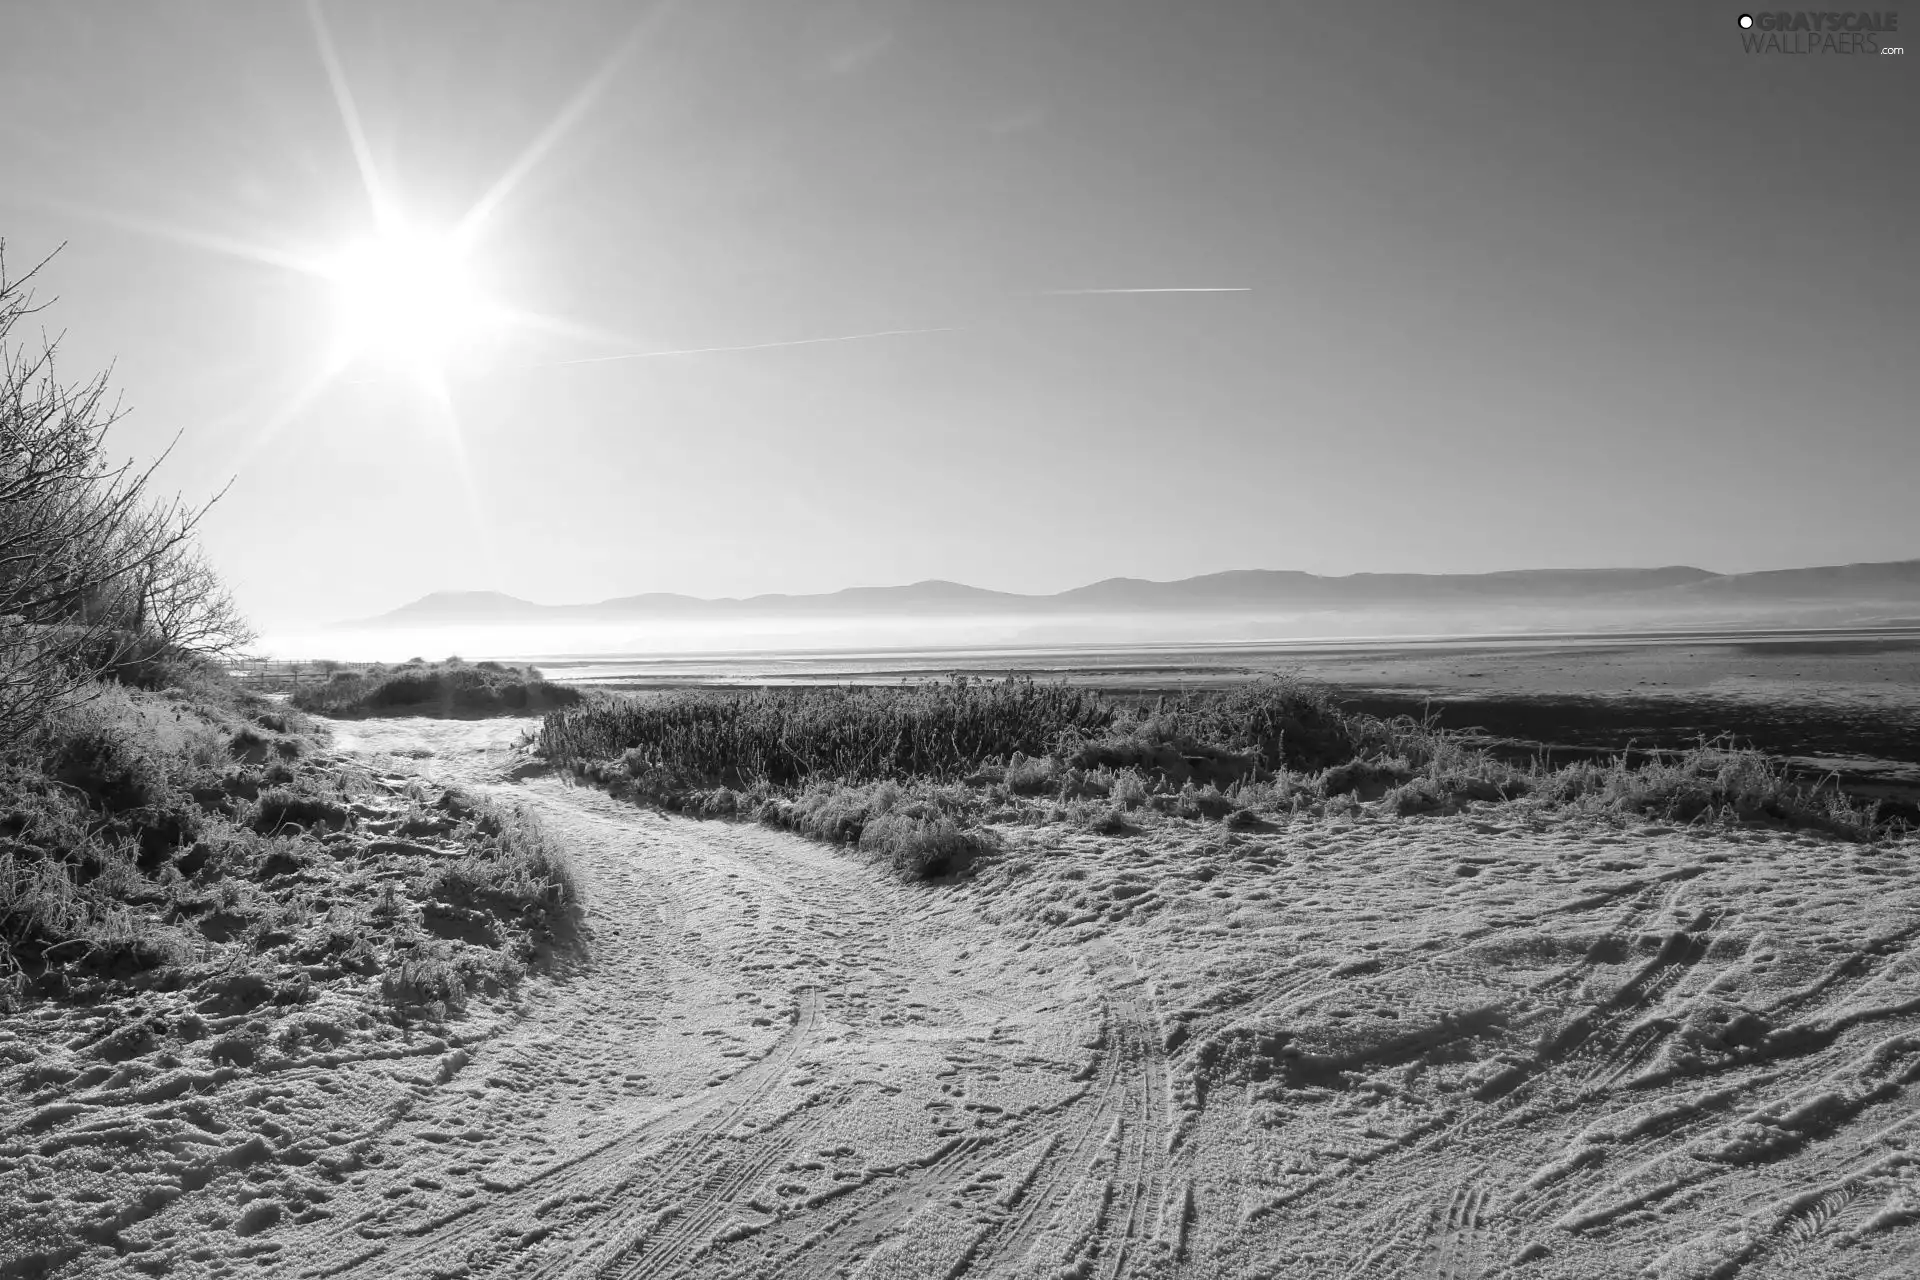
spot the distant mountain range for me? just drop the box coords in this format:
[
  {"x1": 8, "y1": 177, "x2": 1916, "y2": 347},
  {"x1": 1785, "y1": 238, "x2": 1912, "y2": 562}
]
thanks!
[{"x1": 339, "y1": 560, "x2": 1920, "y2": 629}]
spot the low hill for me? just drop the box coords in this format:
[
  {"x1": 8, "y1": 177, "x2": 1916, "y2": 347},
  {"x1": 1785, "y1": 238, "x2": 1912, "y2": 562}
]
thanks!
[
  {"x1": 367, "y1": 590, "x2": 552, "y2": 626},
  {"x1": 342, "y1": 560, "x2": 1920, "y2": 629},
  {"x1": 1670, "y1": 560, "x2": 1920, "y2": 600}
]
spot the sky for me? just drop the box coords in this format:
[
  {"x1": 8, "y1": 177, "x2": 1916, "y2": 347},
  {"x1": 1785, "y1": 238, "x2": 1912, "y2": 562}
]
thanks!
[{"x1": 0, "y1": 0, "x2": 1914, "y2": 632}]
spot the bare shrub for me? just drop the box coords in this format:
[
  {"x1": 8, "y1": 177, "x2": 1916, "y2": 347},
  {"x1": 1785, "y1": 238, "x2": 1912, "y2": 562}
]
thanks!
[
  {"x1": 427, "y1": 791, "x2": 579, "y2": 913},
  {"x1": 0, "y1": 245, "x2": 248, "y2": 743},
  {"x1": 1004, "y1": 751, "x2": 1061, "y2": 795},
  {"x1": 246, "y1": 787, "x2": 349, "y2": 835},
  {"x1": 1527, "y1": 738, "x2": 1880, "y2": 836},
  {"x1": 858, "y1": 811, "x2": 996, "y2": 880},
  {"x1": 1109, "y1": 767, "x2": 1151, "y2": 809}
]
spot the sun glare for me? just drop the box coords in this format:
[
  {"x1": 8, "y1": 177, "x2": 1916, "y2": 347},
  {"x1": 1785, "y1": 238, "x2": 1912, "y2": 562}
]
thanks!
[{"x1": 323, "y1": 226, "x2": 490, "y2": 373}]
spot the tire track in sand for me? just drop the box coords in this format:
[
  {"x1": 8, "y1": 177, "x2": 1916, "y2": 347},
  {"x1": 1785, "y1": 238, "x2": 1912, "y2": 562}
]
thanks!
[
  {"x1": 962, "y1": 950, "x2": 1171, "y2": 1278},
  {"x1": 513, "y1": 791, "x2": 965, "y2": 1280},
  {"x1": 741, "y1": 950, "x2": 1172, "y2": 1280},
  {"x1": 321, "y1": 990, "x2": 827, "y2": 1279},
  {"x1": 522, "y1": 992, "x2": 831, "y2": 1280},
  {"x1": 1417, "y1": 1182, "x2": 1492, "y2": 1280},
  {"x1": 595, "y1": 1081, "x2": 858, "y2": 1280}
]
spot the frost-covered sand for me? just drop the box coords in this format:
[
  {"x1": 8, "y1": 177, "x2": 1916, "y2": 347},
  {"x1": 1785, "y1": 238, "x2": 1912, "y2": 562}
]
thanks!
[{"x1": 6, "y1": 717, "x2": 1919, "y2": 1279}]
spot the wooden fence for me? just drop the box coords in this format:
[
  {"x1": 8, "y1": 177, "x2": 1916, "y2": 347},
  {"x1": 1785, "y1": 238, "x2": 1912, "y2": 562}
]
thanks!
[{"x1": 219, "y1": 658, "x2": 343, "y2": 692}]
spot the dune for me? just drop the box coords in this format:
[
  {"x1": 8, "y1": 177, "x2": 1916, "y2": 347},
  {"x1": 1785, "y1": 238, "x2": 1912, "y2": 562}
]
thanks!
[{"x1": 8, "y1": 716, "x2": 1915, "y2": 1277}]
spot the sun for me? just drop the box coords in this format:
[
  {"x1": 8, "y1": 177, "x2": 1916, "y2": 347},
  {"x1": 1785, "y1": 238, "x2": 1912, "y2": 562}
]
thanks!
[{"x1": 322, "y1": 225, "x2": 492, "y2": 374}]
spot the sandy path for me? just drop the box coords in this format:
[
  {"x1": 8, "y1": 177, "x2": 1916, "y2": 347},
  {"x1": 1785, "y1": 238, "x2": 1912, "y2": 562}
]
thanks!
[
  {"x1": 240, "y1": 717, "x2": 1920, "y2": 1280},
  {"x1": 281, "y1": 719, "x2": 1170, "y2": 1280}
]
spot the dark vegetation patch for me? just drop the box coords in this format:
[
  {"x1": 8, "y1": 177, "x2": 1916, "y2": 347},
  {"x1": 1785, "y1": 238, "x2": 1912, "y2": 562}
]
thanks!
[
  {"x1": 288, "y1": 658, "x2": 582, "y2": 719},
  {"x1": 1337, "y1": 691, "x2": 1920, "y2": 828},
  {"x1": 1336, "y1": 692, "x2": 1920, "y2": 780},
  {"x1": 0, "y1": 674, "x2": 578, "y2": 1017},
  {"x1": 540, "y1": 678, "x2": 1901, "y2": 879}
]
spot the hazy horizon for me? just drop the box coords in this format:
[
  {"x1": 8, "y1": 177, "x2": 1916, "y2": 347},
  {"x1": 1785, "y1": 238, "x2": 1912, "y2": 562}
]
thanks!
[
  {"x1": 286, "y1": 556, "x2": 1920, "y2": 662},
  {"x1": 3, "y1": 0, "x2": 1914, "y2": 633},
  {"x1": 353, "y1": 553, "x2": 1920, "y2": 612},
  {"x1": 277, "y1": 599, "x2": 1920, "y2": 666}
]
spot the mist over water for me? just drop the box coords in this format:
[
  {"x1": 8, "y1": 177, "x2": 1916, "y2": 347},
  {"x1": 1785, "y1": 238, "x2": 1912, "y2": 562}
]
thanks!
[{"x1": 262, "y1": 601, "x2": 1920, "y2": 666}]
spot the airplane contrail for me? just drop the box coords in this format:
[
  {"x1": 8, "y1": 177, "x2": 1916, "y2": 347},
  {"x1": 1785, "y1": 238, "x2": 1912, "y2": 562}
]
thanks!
[
  {"x1": 1040, "y1": 287, "x2": 1252, "y2": 295},
  {"x1": 546, "y1": 326, "x2": 959, "y2": 366}
]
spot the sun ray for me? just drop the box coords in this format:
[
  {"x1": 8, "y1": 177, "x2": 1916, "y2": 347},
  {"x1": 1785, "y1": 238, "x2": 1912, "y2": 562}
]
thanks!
[
  {"x1": 453, "y1": 6, "x2": 676, "y2": 252},
  {"x1": 542, "y1": 325, "x2": 960, "y2": 367},
  {"x1": 306, "y1": 0, "x2": 393, "y2": 230},
  {"x1": 494, "y1": 307, "x2": 651, "y2": 353},
  {"x1": 227, "y1": 360, "x2": 349, "y2": 476},
  {"x1": 418, "y1": 372, "x2": 498, "y2": 582},
  {"x1": 34, "y1": 196, "x2": 326, "y2": 277}
]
